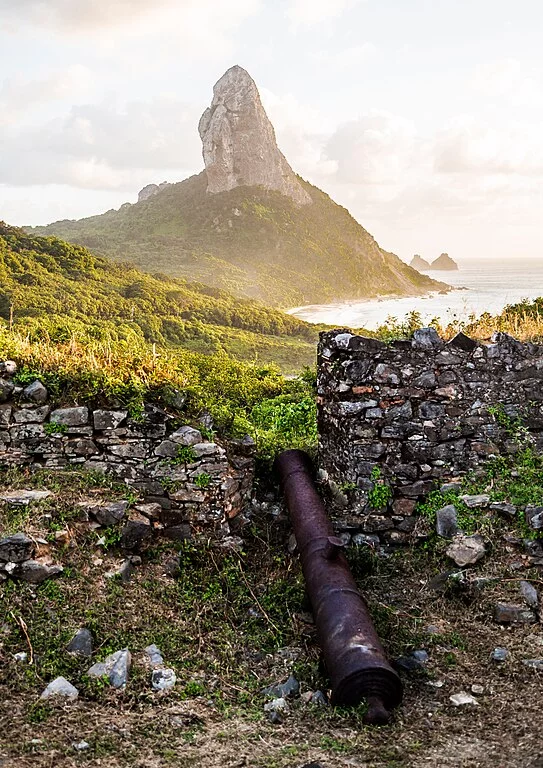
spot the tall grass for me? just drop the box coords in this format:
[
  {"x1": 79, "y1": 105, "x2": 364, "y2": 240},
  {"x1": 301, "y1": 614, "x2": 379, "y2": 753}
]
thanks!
[{"x1": 373, "y1": 300, "x2": 543, "y2": 344}]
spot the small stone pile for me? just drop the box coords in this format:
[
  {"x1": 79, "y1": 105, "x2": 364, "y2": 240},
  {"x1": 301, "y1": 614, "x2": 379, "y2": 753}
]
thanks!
[
  {"x1": 38, "y1": 632, "x2": 176, "y2": 701},
  {"x1": 0, "y1": 532, "x2": 62, "y2": 584}
]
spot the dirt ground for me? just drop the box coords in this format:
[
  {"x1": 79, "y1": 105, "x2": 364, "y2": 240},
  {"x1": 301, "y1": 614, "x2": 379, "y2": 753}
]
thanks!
[{"x1": 1, "y1": 471, "x2": 543, "y2": 768}]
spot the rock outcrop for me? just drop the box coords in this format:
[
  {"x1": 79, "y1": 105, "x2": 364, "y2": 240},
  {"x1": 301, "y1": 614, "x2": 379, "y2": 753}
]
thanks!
[
  {"x1": 138, "y1": 184, "x2": 160, "y2": 202},
  {"x1": 198, "y1": 65, "x2": 311, "y2": 206},
  {"x1": 138, "y1": 182, "x2": 170, "y2": 203},
  {"x1": 431, "y1": 253, "x2": 458, "y2": 271},
  {"x1": 410, "y1": 254, "x2": 430, "y2": 271}
]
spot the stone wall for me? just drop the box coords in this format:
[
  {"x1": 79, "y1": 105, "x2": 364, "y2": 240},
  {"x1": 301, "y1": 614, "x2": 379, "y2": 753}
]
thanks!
[
  {"x1": 0, "y1": 363, "x2": 253, "y2": 538},
  {"x1": 317, "y1": 328, "x2": 543, "y2": 543}
]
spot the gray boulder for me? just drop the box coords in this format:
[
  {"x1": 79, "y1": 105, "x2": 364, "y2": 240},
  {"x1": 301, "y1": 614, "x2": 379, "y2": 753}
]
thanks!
[
  {"x1": 436, "y1": 505, "x2": 459, "y2": 538},
  {"x1": 92, "y1": 500, "x2": 129, "y2": 526},
  {"x1": 192, "y1": 442, "x2": 223, "y2": 458},
  {"x1": 40, "y1": 676, "x2": 79, "y2": 701},
  {"x1": 460, "y1": 494, "x2": 490, "y2": 508},
  {"x1": 19, "y1": 561, "x2": 63, "y2": 583},
  {"x1": 494, "y1": 602, "x2": 537, "y2": 624},
  {"x1": 93, "y1": 409, "x2": 128, "y2": 430},
  {"x1": 87, "y1": 648, "x2": 131, "y2": 688},
  {"x1": 412, "y1": 328, "x2": 443, "y2": 349},
  {"x1": 145, "y1": 644, "x2": 164, "y2": 667},
  {"x1": 67, "y1": 628, "x2": 93, "y2": 657},
  {"x1": 0, "y1": 489, "x2": 51, "y2": 505},
  {"x1": 120, "y1": 514, "x2": 153, "y2": 551},
  {"x1": 491, "y1": 647, "x2": 509, "y2": 662},
  {"x1": 0, "y1": 360, "x2": 17, "y2": 377},
  {"x1": 446, "y1": 534, "x2": 486, "y2": 567},
  {"x1": 0, "y1": 378, "x2": 14, "y2": 402},
  {"x1": 13, "y1": 406, "x2": 50, "y2": 423},
  {"x1": 489, "y1": 501, "x2": 517, "y2": 518},
  {"x1": 520, "y1": 581, "x2": 539, "y2": 609},
  {"x1": 525, "y1": 505, "x2": 543, "y2": 530},
  {"x1": 23, "y1": 380, "x2": 48, "y2": 404},
  {"x1": 0, "y1": 533, "x2": 35, "y2": 563},
  {"x1": 151, "y1": 668, "x2": 177, "y2": 691},
  {"x1": 523, "y1": 659, "x2": 543, "y2": 670}
]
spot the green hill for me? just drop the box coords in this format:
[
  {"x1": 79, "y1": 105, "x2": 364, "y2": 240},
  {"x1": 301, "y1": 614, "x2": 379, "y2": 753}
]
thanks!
[
  {"x1": 30, "y1": 173, "x2": 447, "y2": 307},
  {"x1": 0, "y1": 222, "x2": 317, "y2": 370}
]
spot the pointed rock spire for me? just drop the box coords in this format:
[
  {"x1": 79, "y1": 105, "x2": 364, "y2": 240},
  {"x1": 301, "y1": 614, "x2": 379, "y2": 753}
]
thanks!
[{"x1": 198, "y1": 65, "x2": 311, "y2": 206}]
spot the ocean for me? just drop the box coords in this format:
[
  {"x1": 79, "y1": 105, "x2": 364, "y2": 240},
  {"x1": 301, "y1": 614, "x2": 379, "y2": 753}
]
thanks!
[{"x1": 288, "y1": 258, "x2": 543, "y2": 330}]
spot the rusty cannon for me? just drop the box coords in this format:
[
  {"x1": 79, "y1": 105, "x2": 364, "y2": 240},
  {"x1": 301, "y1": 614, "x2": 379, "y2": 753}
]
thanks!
[{"x1": 274, "y1": 449, "x2": 403, "y2": 725}]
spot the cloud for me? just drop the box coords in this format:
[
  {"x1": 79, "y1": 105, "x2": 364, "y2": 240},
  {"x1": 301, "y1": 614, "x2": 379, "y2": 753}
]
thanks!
[
  {"x1": 433, "y1": 116, "x2": 543, "y2": 176},
  {"x1": 0, "y1": 97, "x2": 202, "y2": 190},
  {"x1": 472, "y1": 58, "x2": 542, "y2": 109},
  {"x1": 322, "y1": 111, "x2": 419, "y2": 185},
  {"x1": 0, "y1": 66, "x2": 94, "y2": 126},
  {"x1": 260, "y1": 88, "x2": 337, "y2": 178},
  {"x1": 310, "y1": 43, "x2": 377, "y2": 71},
  {"x1": 0, "y1": 0, "x2": 261, "y2": 43},
  {"x1": 1, "y1": 0, "x2": 194, "y2": 30},
  {"x1": 286, "y1": 0, "x2": 364, "y2": 27}
]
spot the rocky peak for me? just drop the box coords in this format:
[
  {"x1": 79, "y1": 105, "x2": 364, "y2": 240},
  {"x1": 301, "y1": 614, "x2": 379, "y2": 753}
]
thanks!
[
  {"x1": 410, "y1": 254, "x2": 430, "y2": 271},
  {"x1": 431, "y1": 253, "x2": 459, "y2": 271},
  {"x1": 138, "y1": 182, "x2": 170, "y2": 203},
  {"x1": 198, "y1": 65, "x2": 311, "y2": 206}
]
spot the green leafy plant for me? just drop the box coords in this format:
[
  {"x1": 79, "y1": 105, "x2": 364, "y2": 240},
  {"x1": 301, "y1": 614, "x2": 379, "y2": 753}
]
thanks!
[
  {"x1": 44, "y1": 421, "x2": 67, "y2": 436},
  {"x1": 194, "y1": 472, "x2": 211, "y2": 489},
  {"x1": 368, "y1": 482, "x2": 392, "y2": 510},
  {"x1": 173, "y1": 446, "x2": 197, "y2": 466}
]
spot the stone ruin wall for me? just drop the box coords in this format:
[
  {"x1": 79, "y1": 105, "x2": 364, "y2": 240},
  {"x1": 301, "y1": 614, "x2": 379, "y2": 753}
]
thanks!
[
  {"x1": 317, "y1": 328, "x2": 543, "y2": 546},
  {"x1": 0, "y1": 365, "x2": 254, "y2": 542}
]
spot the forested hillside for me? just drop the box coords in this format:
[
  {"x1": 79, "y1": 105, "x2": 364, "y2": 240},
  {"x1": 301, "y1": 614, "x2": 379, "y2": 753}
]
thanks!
[
  {"x1": 31, "y1": 174, "x2": 447, "y2": 307},
  {"x1": 0, "y1": 222, "x2": 317, "y2": 369}
]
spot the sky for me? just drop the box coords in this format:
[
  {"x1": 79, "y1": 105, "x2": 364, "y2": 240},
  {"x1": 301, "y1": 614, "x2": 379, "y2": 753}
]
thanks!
[{"x1": 1, "y1": 0, "x2": 543, "y2": 262}]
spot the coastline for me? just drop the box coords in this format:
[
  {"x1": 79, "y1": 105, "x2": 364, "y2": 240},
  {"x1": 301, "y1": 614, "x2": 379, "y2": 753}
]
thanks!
[
  {"x1": 286, "y1": 283, "x2": 463, "y2": 320},
  {"x1": 285, "y1": 258, "x2": 543, "y2": 330}
]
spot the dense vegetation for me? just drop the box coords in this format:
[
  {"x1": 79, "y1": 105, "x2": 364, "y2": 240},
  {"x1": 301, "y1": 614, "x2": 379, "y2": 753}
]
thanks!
[
  {"x1": 2, "y1": 325, "x2": 317, "y2": 464},
  {"x1": 5, "y1": 221, "x2": 543, "y2": 468},
  {"x1": 373, "y1": 297, "x2": 543, "y2": 344},
  {"x1": 0, "y1": 222, "x2": 317, "y2": 370},
  {"x1": 30, "y1": 173, "x2": 445, "y2": 307}
]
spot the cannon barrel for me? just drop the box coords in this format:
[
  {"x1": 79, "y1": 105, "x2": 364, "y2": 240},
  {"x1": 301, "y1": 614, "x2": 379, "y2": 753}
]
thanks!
[{"x1": 275, "y1": 449, "x2": 402, "y2": 725}]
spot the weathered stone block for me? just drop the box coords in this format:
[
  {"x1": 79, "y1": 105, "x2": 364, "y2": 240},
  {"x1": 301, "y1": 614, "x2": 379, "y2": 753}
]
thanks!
[
  {"x1": 93, "y1": 409, "x2": 128, "y2": 430},
  {"x1": 525, "y1": 505, "x2": 543, "y2": 530},
  {"x1": 170, "y1": 425, "x2": 203, "y2": 445},
  {"x1": 50, "y1": 407, "x2": 89, "y2": 427},
  {"x1": 0, "y1": 533, "x2": 35, "y2": 562},
  {"x1": 109, "y1": 441, "x2": 150, "y2": 459},
  {"x1": 22, "y1": 380, "x2": 48, "y2": 404},
  {"x1": 13, "y1": 406, "x2": 50, "y2": 424},
  {"x1": 494, "y1": 603, "x2": 537, "y2": 624}
]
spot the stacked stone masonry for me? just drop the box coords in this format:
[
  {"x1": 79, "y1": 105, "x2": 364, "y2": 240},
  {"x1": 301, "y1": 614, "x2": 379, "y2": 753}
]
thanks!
[
  {"x1": 0, "y1": 364, "x2": 253, "y2": 537},
  {"x1": 317, "y1": 328, "x2": 543, "y2": 544}
]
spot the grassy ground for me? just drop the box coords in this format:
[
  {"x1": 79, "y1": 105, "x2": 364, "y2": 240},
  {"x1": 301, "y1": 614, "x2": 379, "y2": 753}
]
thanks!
[{"x1": 1, "y1": 468, "x2": 543, "y2": 768}]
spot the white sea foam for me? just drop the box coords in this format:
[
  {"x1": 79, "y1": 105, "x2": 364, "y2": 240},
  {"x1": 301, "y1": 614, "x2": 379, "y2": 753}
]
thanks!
[{"x1": 288, "y1": 259, "x2": 543, "y2": 330}]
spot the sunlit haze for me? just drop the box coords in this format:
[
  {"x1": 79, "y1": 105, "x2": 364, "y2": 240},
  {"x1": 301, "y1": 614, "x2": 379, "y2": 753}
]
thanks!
[{"x1": 1, "y1": 0, "x2": 543, "y2": 261}]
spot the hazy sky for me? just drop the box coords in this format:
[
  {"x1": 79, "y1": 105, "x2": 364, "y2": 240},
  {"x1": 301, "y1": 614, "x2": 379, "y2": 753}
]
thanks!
[{"x1": 1, "y1": 0, "x2": 543, "y2": 262}]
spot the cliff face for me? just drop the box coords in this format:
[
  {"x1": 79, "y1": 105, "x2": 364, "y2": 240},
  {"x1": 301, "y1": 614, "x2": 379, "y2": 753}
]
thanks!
[{"x1": 198, "y1": 66, "x2": 311, "y2": 206}]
